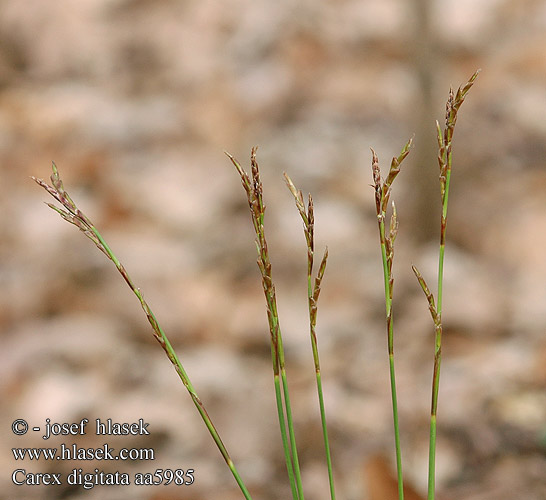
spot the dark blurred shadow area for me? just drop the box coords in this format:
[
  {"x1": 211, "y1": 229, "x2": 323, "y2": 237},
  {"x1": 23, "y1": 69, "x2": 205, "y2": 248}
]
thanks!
[{"x1": 1, "y1": 1, "x2": 545, "y2": 499}]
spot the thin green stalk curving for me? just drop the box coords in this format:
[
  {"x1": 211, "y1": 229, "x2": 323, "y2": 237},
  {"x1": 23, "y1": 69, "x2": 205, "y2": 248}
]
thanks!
[
  {"x1": 33, "y1": 163, "x2": 253, "y2": 500},
  {"x1": 228, "y1": 149, "x2": 305, "y2": 500},
  {"x1": 284, "y1": 173, "x2": 336, "y2": 500},
  {"x1": 412, "y1": 69, "x2": 479, "y2": 500},
  {"x1": 371, "y1": 138, "x2": 413, "y2": 500}
]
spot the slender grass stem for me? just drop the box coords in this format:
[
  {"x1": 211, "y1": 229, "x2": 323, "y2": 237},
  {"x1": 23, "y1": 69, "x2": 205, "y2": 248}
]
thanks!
[
  {"x1": 228, "y1": 149, "x2": 304, "y2": 500},
  {"x1": 411, "y1": 264, "x2": 441, "y2": 500},
  {"x1": 430, "y1": 70, "x2": 479, "y2": 500},
  {"x1": 412, "y1": 70, "x2": 479, "y2": 500},
  {"x1": 33, "y1": 164, "x2": 253, "y2": 500},
  {"x1": 284, "y1": 173, "x2": 336, "y2": 500},
  {"x1": 34, "y1": 72, "x2": 479, "y2": 500},
  {"x1": 371, "y1": 139, "x2": 412, "y2": 500},
  {"x1": 281, "y1": 365, "x2": 305, "y2": 499},
  {"x1": 273, "y1": 372, "x2": 299, "y2": 500}
]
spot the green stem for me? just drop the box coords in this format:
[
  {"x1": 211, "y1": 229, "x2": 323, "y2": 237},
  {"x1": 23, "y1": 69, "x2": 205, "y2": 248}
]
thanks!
[
  {"x1": 274, "y1": 372, "x2": 299, "y2": 500},
  {"x1": 91, "y1": 229, "x2": 254, "y2": 500},
  {"x1": 284, "y1": 175, "x2": 335, "y2": 500},
  {"x1": 316, "y1": 372, "x2": 336, "y2": 500},
  {"x1": 379, "y1": 220, "x2": 404, "y2": 500},
  {"x1": 280, "y1": 366, "x2": 305, "y2": 500},
  {"x1": 274, "y1": 299, "x2": 305, "y2": 500},
  {"x1": 371, "y1": 145, "x2": 410, "y2": 500},
  {"x1": 266, "y1": 293, "x2": 301, "y2": 500},
  {"x1": 411, "y1": 263, "x2": 442, "y2": 500},
  {"x1": 428, "y1": 173, "x2": 448, "y2": 500},
  {"x1": 230, "y1": 152, "x2": 304, "y2": 500},
  {"x1": 35, "y1": 166, "x2": 254, "y2": 498},
  {"x1": 428, "y1": 413, "x2": 437, "y2": 499},
  {"x1": 427, "y1": 356, "x2": 441, "y2": 500},
  {"x1": 308, "y1": 261, "x2": 336, "y2": 500}
]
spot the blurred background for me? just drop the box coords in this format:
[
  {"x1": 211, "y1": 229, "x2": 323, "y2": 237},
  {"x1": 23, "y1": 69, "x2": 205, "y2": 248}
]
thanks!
[{"x1": 1, "y1": 0, "x2": 545, "y2": 499}]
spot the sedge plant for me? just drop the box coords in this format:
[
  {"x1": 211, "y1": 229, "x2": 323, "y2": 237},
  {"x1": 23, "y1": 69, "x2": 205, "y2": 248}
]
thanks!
[
  {"x1": 226, "y1": 148, "x2": 305, "y2": 500},
  {"x1": 33, "y1": 70, "x2": 479, "y2": 500},
  {"x1": 412, "y1": 69, "x2": 479, "y2": 500},
  {"x1": 227, "y1": 151, "x2": 337, "y2": 500},
  {"x1": 370, "y1": 70, "x2": 478, "y2": 500},
  {"x1": 34, "y1": 151, "x2": 335, "y2": 500},
  {"x1": 284, "y1": 173, "x2": 335, "y2": 500},
  {"x1": 32, "y1": 165, "x2": 254, "y2": 500},
  {"x1": 370, "y1": 136, "x2": 413, "y2": 500}
]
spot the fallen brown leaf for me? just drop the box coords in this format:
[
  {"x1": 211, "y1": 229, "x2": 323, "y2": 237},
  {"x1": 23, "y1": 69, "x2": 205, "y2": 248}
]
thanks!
[{"x1": 365, "y1": 455, "x2": 425, "y2": 500}]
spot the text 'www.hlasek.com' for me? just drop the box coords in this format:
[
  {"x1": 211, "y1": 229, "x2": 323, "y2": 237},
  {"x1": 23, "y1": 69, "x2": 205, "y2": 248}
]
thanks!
[{"x1": 10, "y1": 418, "x2": 195, "y2": 490}]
